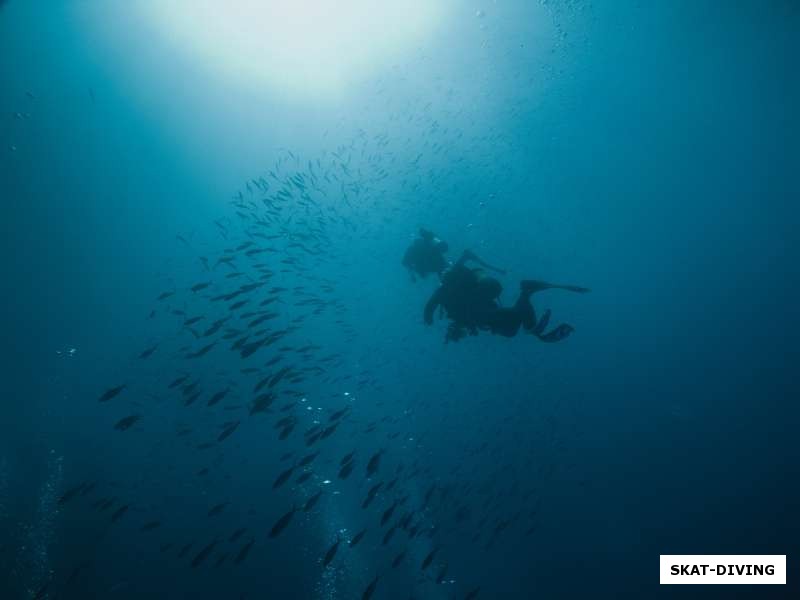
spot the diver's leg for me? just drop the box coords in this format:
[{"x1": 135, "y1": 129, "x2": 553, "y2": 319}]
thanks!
[
  {"x1": 483, "y1": 287, "x2": 537, "y2": 337},
  {"x1": 513, "y1": 288, "x2": 537, "y2": 331},
  {"x1": 533, "y1": 309, "x2": 551, "y2": 336},
  {"x1": 520, "y1": 290, "x2": 573, "y2": 343},
  {"x1": 486, "y1": 306, "x2": 523, "y2": 337}
]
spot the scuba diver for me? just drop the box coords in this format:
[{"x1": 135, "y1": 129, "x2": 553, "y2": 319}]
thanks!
[
  {"x1": 424, "y1": 250, "x2": 589, "y2": 343},
  {"x1": 402, "y1": 228, "x2": 450, "y2": 281},
  {"x1": 403, "y1": 229, "x2": 507, "y2": 282}
]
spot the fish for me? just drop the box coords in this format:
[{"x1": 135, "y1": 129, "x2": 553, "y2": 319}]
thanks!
[
  {"x1": 191, "y1": 539, "x2": 218, "y2": 568},
  {"x1": 168, "y1": 375, "x2": 189, "y2": 389},
  {"x1": 250, "y1": 392, "x2": 275, "y2": 415},
  {"x1": 278, "y1": 423, "x2": 295, "y2": 440},
  {"x1": 361, "y1": 575, "x2": 379, "y2": 600},
  {"x1": 232, "y1": 336, "x2": 250, "y2": 351},
  {"x1": 138, "y1": 344, "x2": 158, "y2": 359},
  {"x1": 380, "y1": 501, "x2": 398, "y2": 526},
  {"x1": 58, "y1": 482, "x2": 87, "y2": 505},
  {"x1": 234, "y1": 539, "x2": 255, "y2": 565},
  {"x1": 264, "y1": 354, "x2": 283, "y2": 366},
  {"x1": 214, "y1": 553, "x2": 229, "y2": 568},
  {"x1": 303, "y1": 490, "x2": 323, "y2": 512},
  {"x1": 273, "y1": 466, "x2": 294, "y2": 489},
  {"x1": 268, "y1": 366, "x2": 293, "y2": 388},
  {"x1": 140, "y1": 521, "x2": 161, "y2": 532},
  {"x1": 191, "y1": 282, "x2": 212, "y2": 292},
  {"x1": 218, "y1": 421, "x2": 240, "y2": 442},
  {"x1": 421, "y1": 546, "x2": 440, "y2": 570},
  {"x1": 329, "y1": 407, "x2": 349, "y2": 422},
  {"x1": 110, "y1": 505, "x2": 129, "y2": 523},
  {"x1": 275, "y1": 415, "x2": 295, "y2": 429},
  {"x1": 391, "y1": 550, "x2": 407, "y2": 568},
  {"x1": 338, "y1": 461, "x2": 355, "y2": 480},
  {"x1": 114, "y1": 415, "x2": 140, "y2": 431},
  {"x1": 241, "y1": 339, "x2": 265, "y2": 359},
  {"x1": 297, "y1": 451, "x2": 319, "y2": 467},
  {"x1": 208, "y1": 388, "x2": 230, "y2": 406},
  {"x1": 208, "y1": 502, "x2": 228, "y2": 517},
  {"x1": 98, "y1": 384, "x2": 126, "y2": 403},
  {"x1": 229, "y1": 528, "x2": 247, "y2": 543},
  {"x1": 366, "y1": 450, "x2": 384, "y2": 478},
  {"x1": 319, "y1": 422, "x2": 339, "y2": 439},
  {"x1": 178, "y1": 542, "x2": 195, "y2": 558},
  {"x1": 185, "y1": 342, "x2": 215, "y2": 359},
  {"x1": 322, "y1": 536, "x2": 341, "y2": 568},
  {"x1": 382, "y1": 525, "x2": 397, "y2": 545},
  {"x1": 268, "y1": 506, "x2": 297, "y2": 538},
  {"x1": 362, "y1": 482, "x2": 383, "y2": 509},
  {"x1": 203, "y1": 318, "x2": 229, "y2": 337},
  {"x1": 96, "y1": 497, "x2": 116, "y2": 512},
  {"x1": 254, "y1": 375, "x2": 272, "y2": 393},
  {"x1": 348, "y1": 528, "x2": 366, "y2": 547}
]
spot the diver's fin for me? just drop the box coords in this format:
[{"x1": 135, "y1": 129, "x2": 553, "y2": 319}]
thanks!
[
  {"x1": 537, "y1": 323, "x2": 574, "y2": 343},
  {"x1": 521, "y1": 280, "x2": 590, "y2": 294},
  {"x1": 533, "y1": 309, "x2": 551, "y2": 336}
]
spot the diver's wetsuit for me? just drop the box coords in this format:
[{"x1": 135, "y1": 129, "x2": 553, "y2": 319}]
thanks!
[
  {"x1": 424, "y1": 251, "x2": 486, "y2": 328},
  {"x1": 402, "y1": 229, "x2": 449, "y2": 280},
  {"x1": 424, "y1": 251, "x2": 506, "y2": 342},
  {"x1": 482, "y1": 292, "x2": 536, "y2": 337},
  {"x1": 425, "y1": 254, "x2": 588, "y2": 343},
  {"x1": 480, "y1": 282, "x2": 579, "y2": 342}
]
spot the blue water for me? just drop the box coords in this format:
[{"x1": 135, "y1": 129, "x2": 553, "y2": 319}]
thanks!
[{"x1": 1, "y1": 1, "x2": 798, "y2": 598}]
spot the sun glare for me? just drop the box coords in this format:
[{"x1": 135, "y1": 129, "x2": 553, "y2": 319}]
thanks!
[{"x1": 143, "y1": 0, "x2": 449, "y2": 97}]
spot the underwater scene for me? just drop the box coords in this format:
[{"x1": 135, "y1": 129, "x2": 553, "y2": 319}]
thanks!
[{"x1": 1, "y1": 1, "x2": 797, "y2": 598}]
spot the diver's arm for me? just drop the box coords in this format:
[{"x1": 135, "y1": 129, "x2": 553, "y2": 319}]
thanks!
[
  {"x1": 424, "y1": 288, "x2": 443, "y2": 325},
  {"x1": 401, "y1": 246, "x2": 413, "y2": 268},
  {"x1": 457, "y1": 250, "x2": 506, "y2": 275},
  {"x1": 402, "y1": 246, "x2": 419, "y2": 282}
]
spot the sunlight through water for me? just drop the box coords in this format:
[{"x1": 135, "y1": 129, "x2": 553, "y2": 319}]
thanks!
[{"x1": 142, "y1": 0, "x2": 450, "y2": 97}]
